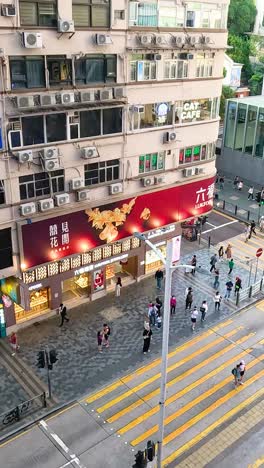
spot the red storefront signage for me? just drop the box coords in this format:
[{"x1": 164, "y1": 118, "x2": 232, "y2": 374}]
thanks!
[{"x1": 20, "y1": 177, "x2": 214, "y2": 268}]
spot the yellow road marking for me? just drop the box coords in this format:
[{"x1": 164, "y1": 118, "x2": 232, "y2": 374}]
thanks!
[
  {"x1": 128, "y1": 343, "x2": 251, "y2": 442},
  {"x1": 212, "y1": 209, "x2": 237, "y2": 221},
  {"x1": 235, "y1": 238, "x2": 264, "y2": 260},
  {"x1": 85, "y1": 320, "x2": 232, "y2": 404},
  {"x1": 0, "y1": 427, "x2": 33, "y2": 448},
  {"x1": 163, "y1": 362, "x2": 264, "y2": 448},
  {"x1": 108, "y1": 331, "x2": 251, "y2": 424},
  {"x1": 131, "y1": 352, "x2": 263, "y2": 446},
  {"x1": 249, "y1": 457, "x2": 264, "y2": 468},
  {"x1": 256, "y1": 299, "x2": 264, "y2": 310},
  {"x1": 97, "y1": 328, "x2": 241, "y2": 414},
  {"x1": 162, "y1": 386, "x2": 264, "y2": 466},
  {"x1": 46, "y1": 403, "x2": 78, "y2": 421}
]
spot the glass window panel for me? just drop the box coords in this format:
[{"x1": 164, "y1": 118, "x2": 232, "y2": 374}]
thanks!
[
  {"x1": 151, "y1": 153, "x2": 158, "y2": 170},
  {"x1": 103, "y1": 108, "x2": 122, "y2": 134},
  {"x1": 157, "y1": 152, "x2": 164, "y2": 169},
  {"x1": 245, "y1": 106, "x2": 257, "y2": 155},
  {"x1": 159, "y1": 6, "x2": 177, "y2": 27},
  {"x1": 80, "y1": 110, "x2": 101, "y2": 137},
  {"x1": 46, "y1": 113, "x2": 67, "y2": 142},
  {"x1": 145, "y1": 154, "x2": 151, "y2": 171},
  {"x1": 255, "y1": 108, "x2": 264, "y2": 158},
  {"x1": 193, "y1": 145, "x2": 201, "y2": 161},
  {"x1": 38, "y1": 2, "x2": 57, "y2": 26},
  {"x1": 139, "y1": 103, "x2": 172, "y2": 128},
  {"x1": 20, "y1": 2, "x2": 37, "y2": 25},
  {"x1": 138, "y1": 2, "x2": 157, "y2": 26},
  {"x1": 91, "y1": 5, "x2": 109, "y2": 27},
  {"x1": 73, "y1": 5, "x2": 90, "y2": 26},
  {"x1": 10, "y1": 59, "x2": 26, "y2": 89},
  {"x1": 139, "y1": 155, "x2": 145, "y2": 173},
  {"x1": 224, "y1": 101, "x2": 237, "y2": 149},
  {"x1": 106, "y1": 56, "x2": 116, "y2": 81},
  {"x1": 234, "y1": 103, "x2": 247, "y2": 151},
  {"x1": 201, "y1": 144, "x2": 207, "y2": 160},
  {"x1": 184, "y1": 147, "x2": 192, "y2": 163},
  {"x1": 130, "y1": 62, "x2": 137, "y2": 81},
  {"x1": 22, "y1": 115, "x2": 44, "y2": 146},
  {"x1": 179, "y1": 149, "x2": 184, "y2": 164},
  {"x1": 26, "y1": 58, "x2": 45, "y2": 88},
  {"x1": 86, "y1": 57, "x2": 104, "y2": 82}
]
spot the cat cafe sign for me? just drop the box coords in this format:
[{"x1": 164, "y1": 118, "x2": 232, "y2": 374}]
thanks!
[{"x1": 182, "y1": 101, "x2": 201, "y2": 120}]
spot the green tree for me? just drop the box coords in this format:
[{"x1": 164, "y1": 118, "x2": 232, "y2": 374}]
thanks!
[
  {"x1": 228, "y1": 0, "x2": 257, "y2": 35},
  {"x1": 227, "y1": 34, "x2": 256, "y2": 81},
  {"x1": 248, "y1": 63, "x2": 264, "y2": 95},
  {"x1": 220, "y1": 86, "x2": 235, "y2": 120}
]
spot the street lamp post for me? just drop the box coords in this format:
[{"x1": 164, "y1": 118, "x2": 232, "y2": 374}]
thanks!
[{"x1": 134, "y1": 233, "x2": 193, "y2": 468}]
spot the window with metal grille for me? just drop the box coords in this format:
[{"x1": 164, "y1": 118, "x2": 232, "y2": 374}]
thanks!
[
  {"x1": 139, "y1": 152, "x2": 165, "y2": 173},
  {"x1": 72, "y1": 0, "x2": 110, "y2": 27},
  {"x1": 47, "y1": 56, "x2": 72, "y2": 87},
  {"x1": 10, "y1": 56, "x2": 45, "y2": 89},
  {"x1": 20, "y1": 0, "x2": 57, "y2": 27},
  {"x1": 75, "y1": 55, "x2": 116, "y2": 84},
  {"x1": 19, "y1": 170, "x2": 64, "y2": 200},
  {"x1": 0, "y1": 180, "x2": 5, "y2": 205},
  {"x1": 84, "y1": 159, "x2": 119, "y2": 186}
]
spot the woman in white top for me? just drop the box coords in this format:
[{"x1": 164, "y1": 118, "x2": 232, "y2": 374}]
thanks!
[
  {"x1": 214, "y1": 292, "x2": 222, "y2": 311},
  {"x1": 200, "y1": 300, "x2": 208, "y2": 322},
  {"x1": 115, "y1": 277, "x2": 122, "y2": 297},
  {"x1": 238, "y1": 360, "x2": 246, "y2": 384},
  {"x1": 191, "y1": 306, "x2": 199, "y2": 331}
]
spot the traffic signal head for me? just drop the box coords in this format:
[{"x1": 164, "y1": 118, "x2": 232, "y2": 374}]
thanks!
[
  {"x1": 37, "y1": 351, "x2": 45, "y2": 369},
  {"x1": 146, "y1": 440, "x2": 155, "y2": 461},
  {"x1": 49, "y1": 349, "x2": 58, "y2": 364},
  {"x1": 256, "y1": 192, "x2": 261, "y2": 203}
]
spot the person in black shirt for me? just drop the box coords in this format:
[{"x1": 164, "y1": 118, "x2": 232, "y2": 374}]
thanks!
[
  {"x1": 155, "y1": 269, "x2": 164, "y2": 290},
  {"x1": 143, "y1": 324, "x2": 152, "y2": 354}
]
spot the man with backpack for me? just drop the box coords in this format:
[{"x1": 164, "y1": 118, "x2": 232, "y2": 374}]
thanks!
[
  {"x1": 210, "y1": 254, "x2": 217, "y2": 272},
  {"x1": 58, "y1": 303, "x2": 69, "y2": 327}
]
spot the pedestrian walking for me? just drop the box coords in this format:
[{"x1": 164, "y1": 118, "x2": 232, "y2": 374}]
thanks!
[
  {"x1": 213, "y1": 268, "x2": 220, "y2": 289},
  {"x1": 191, "y1": 255, "x2": 197, "y2": 275},
  {"x1": 249, "y1": 220, "x2": 257, "y2": 238},
  {"x1": 210, "y1": 253, "x2": 217, "y2": 272},
  {"x1": 155, "y1": 268, "x2": 164, "y2": 290},
  {"x1": 148, "y1": 303, "x2": 156, "y2": 326},
  {"x1": 200, "y1": 300, "x2": 208, "y2": 322},
  {"x1": 219, "y1": 176, "x2": 225, "y2": 190},
  {"x1": 228, "y1": 258, "x2": 234, "y2": 275},
  {"x1": 232, "y1": 364, "x2": 241, "y2": 387},
  {"x1": 58, "y1": 303, "x2": 69, "y2": 327},
  {"x1": 238, "y1": 180, "x2": 243, "y2": 191},
  {"x1": 214, "y1": 291, "x2": 222, "y2": 311},
  {"x1": 170, "y1": 295, "x2": 177, "y2": 315},
  {"x1": 238, "y1": 360, "x2": 246, "y2": 384},
  {"x1": 218, "y1": 245, "x2": 224, "y2": 260},
  {"x1": 259, "y1": 216, "x2": 264, "y2": 232},
  {"x1": 248, "y1": 186, "x2": 254, "y2": 200},
  {"x1": 143, "y1": 323, "x2": 152, "y2": 354},
  {"x1": 185, "y1": 288, "x2": 193, "y2": 311},
  {"x1": 9, "y1": 332, "x2": 19, "y2": 355},
  {"x1": 97, "y1": 331, "x2": 103, "y2": 353},
  {"x1": 115, "y1": 277, "x2": 122, "y2": 297},
  {"x1": 225, "y1": 280, "x2": 234, "y2": 299},
  {"x1": 244, "y1": 224, "x2": 251, "y2": 243},
  {"x1": 191, "y1": 306, "x2": 199, "y2": 331},
  {"x1": 225, "y1": 244, "x2": 232, "y2": 259},
  {"x1": 155, "y1": 297, "x2": 162, "y2": 317},
  {"x1": 234, "y1": 277, "x2": 242, "y2": 295},
  {"x1": 103, "y1": 323, "x2": 111, "y2": 348},
  {"x1": 233, "y1": 175, "x2": 239, "y2": 190},
  {"x1": 156, "y1": 314, "x2": 162, "y2": 329}
]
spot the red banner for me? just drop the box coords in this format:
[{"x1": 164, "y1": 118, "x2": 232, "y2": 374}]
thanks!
[{"x1": 21, "y1": 177, "x2": 214, "y2": 268}]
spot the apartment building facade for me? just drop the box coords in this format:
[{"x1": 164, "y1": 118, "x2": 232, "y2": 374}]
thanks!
[{"x1": 0, "y1": 0, "x2": 228, "y2": 331}]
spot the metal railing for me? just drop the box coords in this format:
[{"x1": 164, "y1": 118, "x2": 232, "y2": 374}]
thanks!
[
  {"x1": 0, "y1": 392, "x2": 46, "y2": 430},
  {"x1": 230, "y1": 278, "x2": 264, "y2": 306},
  {"x1": 214, "y1": 197, "x2": 263, "y2": 224}
]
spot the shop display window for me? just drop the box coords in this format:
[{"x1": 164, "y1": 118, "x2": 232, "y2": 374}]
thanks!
[{"x1": 145, "y1": 245, "x2": 167, "y2": 274}]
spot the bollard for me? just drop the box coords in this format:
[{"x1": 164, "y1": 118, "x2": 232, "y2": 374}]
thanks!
[
  {"x1": 223, "y1": 200, "x2": 225, "y2": 210},
  {"x1": 249, "y1": 286, "x2": 253, "y2": 298},
  {"x1": 235, "y1": 205, "x2": 237, "y2": 215},
  {"x1": 247, "y1": 211, "x2": 250, "y2": 221},
  {"x1": 208, "y1": 236, "x2": 211, "y2": 248}
]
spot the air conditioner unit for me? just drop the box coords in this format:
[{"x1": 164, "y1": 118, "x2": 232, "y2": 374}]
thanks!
[
  {"x1": 163, "y1": 131, "x2": 177, "y2": 143},
  {"x1": 154, "y1": 54, "x2": 162, "y2": 60},
  {"x1": 40, "y1": 94, "x2": 56, "y2": 106},
  {"x1": 99, "y1": 89, "x2": 113, "y2": 101},
  {"x1": 60, "y1": 92, "x2": 75, "y2": 104},
  {"x1": 44, "y1": 159, "x2": 60, "y2": 172},
  {"x1": 77, "y1": 189, "x2": 91, "y2": 202},
  {"x1": 96, "y1": 33, "x2": 112, "y2": 45},
  {"x1": 17, "y1": 95, "x2": 34, "y2": 109},
  {"x1": 109, "y1": 183, "x2": 123, "y2": 195},
  {"x1": 70, "y1": 177, "x2": 85, "y2": 190},
  {"x1": 154, "y1": 176, "x2": 165, "y2": 185},
  {"x1": 183, "y1": 168, "x2": 195, "y2": 177},
  {"x1": 41, "y1": 147, "x2": 59, "y2": 160},
  {"x1": 141, "y1": 177, "x2": 155, "y2": 187},
  {"x1": 200, "y1": 35, "x2": 210, "y2": 45},
  {"x1": 139, "y1": 35, "x2": 152, "y2": 45},
  {"x1": 2, "y1": 4, "x2": 16, "y2": 16},
  {"x1": 155, "y1": 35, "x2": 167, "y2": 46},
  {"x1": 20, "y1": 202, "x2": 36, "y2": 217},
  {"x1": 186, "y1": 36, "x2": 197, "y2": 45},
  {"x1": 16, "y1": 150, "x2": 33, "y2": 164},
  {"x1": 39, "y1": 198, "x2": 54, "y2": 212},
  {"x1": 174, "y1": 36, "x2": 184, "y2": 46},
  {"x1": 113, "y1": 88, "x2": 126, "y2": 99},
  {"x1": 80, "y1": 91, "x2": 95, "y2": 103},
  {"x1": 81, "y1": 147, "x2": 98, "y2": 159},
  {"x1": 23, "y1": 32, "x2": 43, "y2": 49},
  {"x1": 54, "y1": 193, "x2": 70, "y2": 207},
  {"x1": 58, "y1": 19, "x2": 75, "y2": 33},
  {"x1": 187, "y1": 53, "x2": 194, "y2": 60},
  {"x1": 133, "y1": 105, "x2": 144, "y2": 113},
  {"x1": 195, "y1": 167, "x2": 204, "y2": 175}
]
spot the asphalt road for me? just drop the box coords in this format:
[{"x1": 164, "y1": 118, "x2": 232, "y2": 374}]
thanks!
[{"x1": 201, "y1": 210, "x2": 245, "y2": 245}]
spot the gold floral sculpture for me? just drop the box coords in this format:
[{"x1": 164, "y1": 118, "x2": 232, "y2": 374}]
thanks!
[{"x1": 85, "y1": 198, "x2": 151, "y2": 243}]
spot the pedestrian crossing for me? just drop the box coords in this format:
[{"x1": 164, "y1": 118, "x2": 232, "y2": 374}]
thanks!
[{"x1": 84, "y1": 315, "x2": 264, "y2": 467}]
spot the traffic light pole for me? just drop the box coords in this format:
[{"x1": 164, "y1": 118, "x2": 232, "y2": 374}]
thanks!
[{"x1": 45, "y1": 349, "x2": 52, "y2": 399}]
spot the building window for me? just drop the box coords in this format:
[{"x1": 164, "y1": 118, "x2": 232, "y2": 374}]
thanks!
[
  {"x1": 245, "y1": 106, "x2": 257, "y2": 155},
  {"x1": 75, "y1": 55, "x2": 116, "y2": 84},
  {"x1": 103, "y1": 108, "x2": 122, "y2": 134},
  {"x1": 255, "y1": 108, "x2": 264, "y2": 158},
  {"x1": 196, "y1": 53, "x2": 214, "y2": 78},
  {"x1": 130, "y1": 103, "x2": 173, "y2": 131},
  {"x1": 46, "y1": 113, "x2": 67, "y2": 142},
  {"x1": 234, "y1": 103, "x2": 247, "y2": 151},
  {"x1": 19, "y1": 170, "x2": 64, "y2": 200},
  {"x1": 164, "y1": 60, "x2": 188, "y2": 79},
  {"x1": 129, "y1": 1, "x2": 157, "y2": 27},
  {"x1": 0, "y1": 228, "x2": 13, "y2": 269},
  {"x1": 179, "y1": 98, "x2": 218, "y2": 123},
  {"x1": 159, "y1": 3, "x2": 184, "y2": 27},
  {"x1": 130, "y1": 55, "x2": 157, "y2": 81},
  {"x1": 84, "y1": 160, "x2": 120, "y2": 186},
  {"x1": 72, "y1": 0, "x2": 110, "y2": 27},
  {"x1": 9, "y1": 56, "x2": 45, "y2": 89},
  {"x1": 224, "y1": 101, "x2": 237, "y2": 149},
  {"x1": 0, "y1": 181, "x2": 5, "y2": 205},
  {"x1": 139, "y1": 152, "x2": 165, "y2": 173},
  {"x1": 47, "y1": 56, "x2": 72, "y2": 87},
  {"x1": 22, "y1": 115, "x2": 45, "y2": 146},
  {"x1": 20, "y1": 0, "x2": 57, "y2": 27},
  {"x1": 186, "y1": 2, "x2": 226, "y2": 29},
  {"x1": 179, "y1": 143, "x2": 214, "y2": 164}
]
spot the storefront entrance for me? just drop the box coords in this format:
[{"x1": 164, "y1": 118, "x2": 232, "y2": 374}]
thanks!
[
  {"x1": 15, "y1": 287, "x2": 50, "y2": 323},
  {"x1": 106, "y1": 256, "x2": 137, "y2": 290},
  {"x1": 145, "y1": 243, "x2": 167, "y2": 274},
  {"x1": 62, "y1": 273, "x2": 91, "y2": 302}
]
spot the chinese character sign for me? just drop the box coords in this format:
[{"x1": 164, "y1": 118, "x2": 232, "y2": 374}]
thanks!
[
  {"x1": 195, "y1": 182, "x2": 214, "y2": 209},
  {"x1": 49, "y1": 222, "x2": 70, "y2": 252}
]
